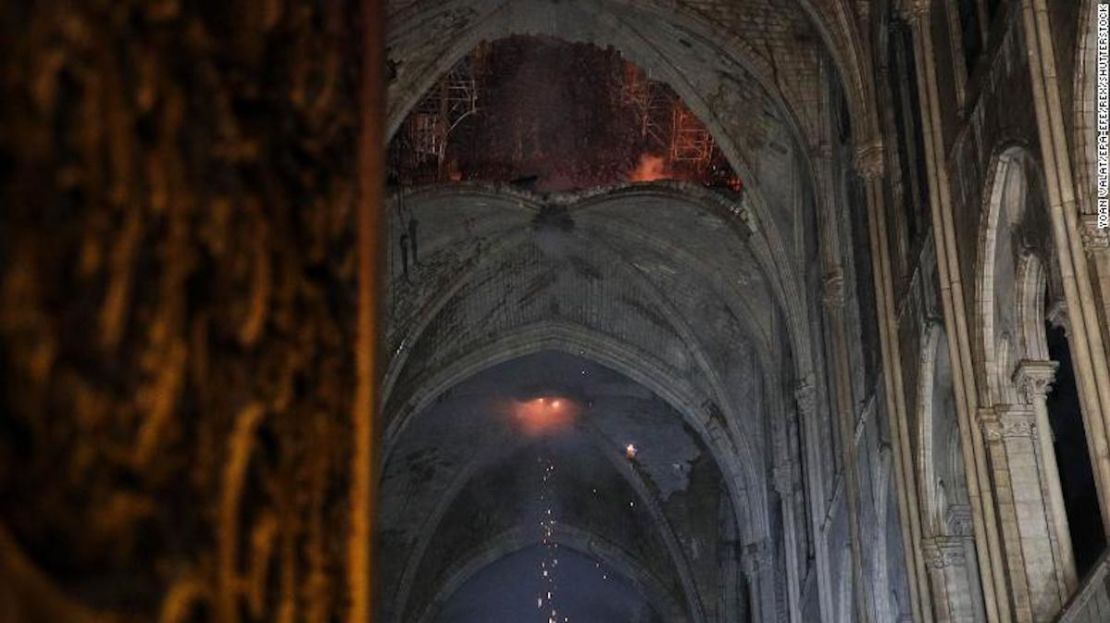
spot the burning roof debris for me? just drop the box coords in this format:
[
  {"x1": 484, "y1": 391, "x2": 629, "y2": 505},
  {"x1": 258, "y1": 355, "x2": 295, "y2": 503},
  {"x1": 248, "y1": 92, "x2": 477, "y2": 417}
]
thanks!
[{"x1": 388, "y1": 36, "x2": 742, "y2": 194}]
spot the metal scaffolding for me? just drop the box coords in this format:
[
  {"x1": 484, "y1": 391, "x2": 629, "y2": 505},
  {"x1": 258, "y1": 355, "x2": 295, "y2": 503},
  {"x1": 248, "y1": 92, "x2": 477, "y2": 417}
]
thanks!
[
  {"x1": 618, "y1": 64, "x2": 673, "y2": 150},
  {"x1": 670, "y1": 106, "x2": 714, "y2": 167},
  {"x1": 399, "y1": 49, "x2": 485, "y2": 179}
]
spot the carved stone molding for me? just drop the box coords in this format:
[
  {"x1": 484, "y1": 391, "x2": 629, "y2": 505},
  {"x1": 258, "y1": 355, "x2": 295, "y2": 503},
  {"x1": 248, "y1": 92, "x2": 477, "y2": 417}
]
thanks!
[
  {"x1": 977, "y1": 407, "x2": 1004, "y2": 442},
  {"x1": 944, "y1": 504, "x2": 974, "y2": 537},
  {"x1": 1080, "y1": 214, "x2": 1110, "y2": 251},
  {"x1": 741, "y1": 540, "x2": 772, "y2": 579},
  {"x1": 854, "y1": 141, "x2": 885, "y2": 180},
  {"x1": 794, "y1": 378, "x2": 817, "y2": 420},
  {"x1": 1045, "y1": 299, "x2": 1070, "y2": 337},
  {"x1": 980, "y1": 405, "x2": 1036, "y2": 441},
  {"x1": 898, "y1": 0, "x2": 931, "y2": 21},
  {"x1": 922, "y1": 536, "x2": 969, "y2": 569},
  {"x1": 822, "y1": 269, "x2": 846, "y2": 309},
  {"x1": 1013, "y1": 359, "x2": 1059, "y2": 405},
  {"x1": 773, "y1": 461, "x2": 796, "y2": 496},
  {"x1": 920, "y1": 539, "x2": 943, "y2": 568}
]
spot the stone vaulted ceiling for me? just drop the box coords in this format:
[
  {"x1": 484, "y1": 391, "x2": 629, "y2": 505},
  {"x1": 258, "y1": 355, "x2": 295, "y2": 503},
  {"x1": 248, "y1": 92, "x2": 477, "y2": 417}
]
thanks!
[
  {"x1": 0, "y1": 0, "x2": 888, "y2": 620},
  {"x1": 380, "y1": 181, "x2": 809, "y2": 622},
  {"x1": 8, "y1": 0, "x2": 1110, "y2": 622},
  {"x1": 378, "y1": 2, "x2": 882, "y2": 620}
]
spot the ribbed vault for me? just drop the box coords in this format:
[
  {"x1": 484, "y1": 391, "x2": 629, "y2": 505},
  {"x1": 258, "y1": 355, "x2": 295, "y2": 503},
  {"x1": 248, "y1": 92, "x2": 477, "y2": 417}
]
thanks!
[
  {"x1": 379, "y1": 173, "x2": 823, "y2": 620},
  {"x1": 8, "y1": 1, "x2": 1110, "y2": 622},
  {"x1": 377, "y1": 2, "x2": 873, "y2": 616}
]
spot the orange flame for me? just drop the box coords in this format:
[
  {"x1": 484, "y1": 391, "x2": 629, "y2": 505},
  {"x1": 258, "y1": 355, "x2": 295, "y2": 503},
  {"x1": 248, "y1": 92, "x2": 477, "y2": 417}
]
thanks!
[
  {"x1": 629, "y1": 154, "x2": 669, "y2": 182},
  {"x1": 509, "y1": 396, "x2": 578, "y2": 436}
]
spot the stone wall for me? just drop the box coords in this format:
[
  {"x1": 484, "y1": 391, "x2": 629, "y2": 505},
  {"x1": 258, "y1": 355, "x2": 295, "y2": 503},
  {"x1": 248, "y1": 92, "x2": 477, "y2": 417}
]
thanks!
[{"x1": 880, "y1": 0, "x2": 1110, "y2": 621}]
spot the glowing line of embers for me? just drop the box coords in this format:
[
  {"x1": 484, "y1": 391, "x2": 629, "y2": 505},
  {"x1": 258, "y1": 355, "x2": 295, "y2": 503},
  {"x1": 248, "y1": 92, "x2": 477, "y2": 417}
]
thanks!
[
  {"x1": 537, "y1": 456, "x2": 567, "y2": 623},
  {"x1": 536, "y1": 440, "x2": 635, "y2": 620}
]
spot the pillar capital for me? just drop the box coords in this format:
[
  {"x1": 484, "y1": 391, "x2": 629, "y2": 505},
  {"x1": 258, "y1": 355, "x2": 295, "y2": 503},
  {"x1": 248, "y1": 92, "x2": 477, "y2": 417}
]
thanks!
[
  {"x1": 911, "y1": 0, "x2": 930, "y2": 17},
  {"x1": 921, "y1": 536, "x2": 968, "y2": 569},
  {"x1": 944, "y1": 503, "x2": 974, "y2": 537},
  {"x1": 898, "y1": 0, "x2": 930, "y2": 21},
  {"x1": 741, "y1": 539, "x2": 772, "y2": 580},
  {"x1": 853, "y1": 140, "x2": 885, "y2": 180},
  {"x1": 1080, "y1": 213, "x2": 1110, "y2": 252},
  {"x1": 981, "y1": 405, "x2": 1036, "y2": 441},
  {"x1": 794, "y1": 377, "x2": 817, "y2": 420},
  {"x1": 1046, "y1": 300, "x2": 1070, "y2": 336},
  {"x1": 821, "y1": 269, "x2": 846, "y2": 309},
  {"x1": 1012, "y1": 360, "x2": 1059, "y2": 405},
  {"x1": 773, "y1": 460, "x2": 796, "y2": 496}
]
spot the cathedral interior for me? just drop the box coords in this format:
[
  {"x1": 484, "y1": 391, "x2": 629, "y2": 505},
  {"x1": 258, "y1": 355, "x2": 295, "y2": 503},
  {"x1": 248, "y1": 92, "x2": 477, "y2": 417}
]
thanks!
[{"x1": 2, "y1": 0, "x2": 1110, "y2": 622}]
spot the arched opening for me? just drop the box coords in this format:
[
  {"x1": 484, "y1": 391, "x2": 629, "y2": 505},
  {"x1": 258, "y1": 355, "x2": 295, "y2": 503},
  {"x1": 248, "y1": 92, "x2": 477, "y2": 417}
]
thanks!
[
  {"x1": 978, "y1": 148, "x2": 1107, "y2": 603},
  {"x1": 1045, "y1": 322, "x2": 1106, "y2": 576}
]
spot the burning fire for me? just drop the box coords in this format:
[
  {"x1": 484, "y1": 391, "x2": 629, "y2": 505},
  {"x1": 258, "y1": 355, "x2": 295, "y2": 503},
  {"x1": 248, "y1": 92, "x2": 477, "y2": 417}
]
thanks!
[
  {"x1": 509, "y1": 396, "x2": 578, "y2": 436},
  {"x1": 628, "y1": 153, "x2": 669, "y2": 182}
]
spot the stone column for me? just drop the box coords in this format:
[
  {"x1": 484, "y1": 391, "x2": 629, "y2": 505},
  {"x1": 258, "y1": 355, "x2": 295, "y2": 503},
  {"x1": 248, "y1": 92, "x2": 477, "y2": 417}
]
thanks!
[
  {"x1": 1019, "y1": 0, "x2": 1110, "y2": 540},
  {"x1": 922, "y1": 537, "x2": 961, "y2": 622},
  {"x1": 820, "y1": 264, "x2": 873, "y2": 623},
  {"x1": 948, "y1": 504, "x2": 987, "y2": 622},
  {"x1": 923, "y1": 543, "x2": 953, "y2": 622},
  {"x1": 855, "y1": 138, "x2": 931, "y2": 622},
  {"x1": 905, "y1": 2, "x2": 1007, "y2": 619},
  {"x1": 923, "y1": 533, "x2": 981, "y2": 623},
  {"x1": 980, "y1": 403, "x2": 1068, "y2": 621},
  {"x1": 1014, "y1": 360, "x2": 1077, "y2": 599},
  {"x1": 1079, "y1": 218, "x2": 1110, "y2": 352},
  {"x1": 795, "y1": 376, "x2": 836, "y2": 620},
  {"x1": 774, "y1": 456, "x2": 803, "y2": 623},
  {"x1": 742, "y1": 540, "x2": 774, "y2": 623}
]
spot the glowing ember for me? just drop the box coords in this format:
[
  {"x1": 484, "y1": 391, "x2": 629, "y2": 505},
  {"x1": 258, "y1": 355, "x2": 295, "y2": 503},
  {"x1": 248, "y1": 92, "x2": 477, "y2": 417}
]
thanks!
[
  {"x1": 628, "y1": 154, "x2": 669, "y2": 182},
  {"x1": 625, "y1": 443, "x2": 638, "y2": 459},
  {"x1": 510, "y1": 396, "x2": 578, "y2": 436},
  {"x1": 537, "y1": 455, "x2": 567, "y2": 621}
]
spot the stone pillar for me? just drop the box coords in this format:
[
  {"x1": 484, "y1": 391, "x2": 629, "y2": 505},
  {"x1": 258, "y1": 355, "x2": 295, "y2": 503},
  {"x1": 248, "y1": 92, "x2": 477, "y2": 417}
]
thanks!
[
  {"x1": 922, "y1": 537, "x2": 958, "y2": 622},
  {"x1": 795, "y1": 376, "x2": 836, "y2": 620},
  {"x1": 948, "y1": 504, "x2": 987, "y2": 622},
  {"x1": 774, "y1": 456, "x2": 803, "y2": 623},
  {"x1": 905, "y1": 3, "x2": 1007, "y2": 619},
  {"x1": 980, "y1": 404, "x2": 1068, "y2": 621},
  {"x1": 1014, "y1": 360, "x2": 1077, "y2": 598},
  {"x1": 923, "y1": 534, "x2": 980, "y2": 623},
  {"x1": 819, "y1": 263, "x2": 873, "y2": 623},
  {"x1": 854, "y1": 138, "x2": 931, "y2": 622},
  {"x1": 742, "y1": 540, "x2": 775, "y2": 623},
  {"x1": 1079, "y1": 218, "x2": 1110, "y2": 353},
  {"x1": 1019, "y1": 0, "x2": 1110, "y2": 541}
]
